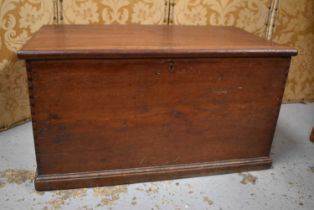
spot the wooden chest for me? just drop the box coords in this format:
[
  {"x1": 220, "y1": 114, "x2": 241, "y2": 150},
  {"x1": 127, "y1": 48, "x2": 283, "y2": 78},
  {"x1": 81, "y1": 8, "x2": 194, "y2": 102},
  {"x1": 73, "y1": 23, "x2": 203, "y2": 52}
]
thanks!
[{"x1": 18, "y1": 25, "x2": 297, "y2": 191}]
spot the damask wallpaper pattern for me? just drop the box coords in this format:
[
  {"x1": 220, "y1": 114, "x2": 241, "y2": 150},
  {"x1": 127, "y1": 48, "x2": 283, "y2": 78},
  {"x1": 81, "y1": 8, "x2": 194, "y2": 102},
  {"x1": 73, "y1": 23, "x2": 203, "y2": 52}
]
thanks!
[
  {"x1": 173, "y1": 0, "x2": 271, "y2": 37},
  {"x1": 0, "y1": 0, "x2": 54, "y2": 130},
  {"x1": 62, "y1": 0, "x2": 166, "y2": 24},
  {"x1": 0, "y1": 0, "x2": 313, "y2": 130},
  {"x1": 272, "y1": 0, "x2": 314, "y2": 102}
]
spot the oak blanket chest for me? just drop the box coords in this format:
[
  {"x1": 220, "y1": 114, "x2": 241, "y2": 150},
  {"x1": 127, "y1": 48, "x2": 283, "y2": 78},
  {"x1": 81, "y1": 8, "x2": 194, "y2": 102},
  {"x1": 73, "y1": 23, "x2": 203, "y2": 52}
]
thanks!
[{"x1": 18, "y1": 25, "x2": 297, "y2": 191}]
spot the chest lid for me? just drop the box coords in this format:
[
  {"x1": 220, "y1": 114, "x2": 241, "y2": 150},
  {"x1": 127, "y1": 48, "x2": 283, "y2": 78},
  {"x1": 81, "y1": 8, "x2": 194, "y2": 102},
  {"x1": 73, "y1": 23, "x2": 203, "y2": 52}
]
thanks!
[{"x1": 18, "y1": 25, "x2": 297, "y2": 60}]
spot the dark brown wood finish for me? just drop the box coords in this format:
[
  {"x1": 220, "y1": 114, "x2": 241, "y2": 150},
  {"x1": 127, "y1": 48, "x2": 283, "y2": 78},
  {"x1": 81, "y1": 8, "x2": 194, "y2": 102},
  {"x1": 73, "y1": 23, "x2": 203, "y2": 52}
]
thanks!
[
  {"x1": 18, "y1": 25, "x2": 296, "y2": 191},
  {"x1": 18, "y1": 25, "x2": 297, "y2": 59},
  {"x1": 310, "y1": 127, "x2": 314, "y2": 143}
]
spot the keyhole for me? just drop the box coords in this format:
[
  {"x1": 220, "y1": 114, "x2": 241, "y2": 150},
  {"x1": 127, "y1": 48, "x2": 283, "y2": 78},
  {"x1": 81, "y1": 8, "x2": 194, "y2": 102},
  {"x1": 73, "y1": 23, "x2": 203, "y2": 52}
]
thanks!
[{"x1": 168, "y1": 61, "x2": 175, "y2": 73}]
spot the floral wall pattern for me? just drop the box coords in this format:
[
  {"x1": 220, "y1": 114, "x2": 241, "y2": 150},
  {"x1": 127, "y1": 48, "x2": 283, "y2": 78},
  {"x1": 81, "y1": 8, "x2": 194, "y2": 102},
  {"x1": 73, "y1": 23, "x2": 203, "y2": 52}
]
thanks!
[
  {"x1": 0, "y1": 0, "x2": 53, "y2": 130},
  {"x1": 272, "y1": 0, "x2": 314, "y2": 102},
  {"x1": 0, "y1": 0, "x2": 313, "y2": 131},
  {"x1": 62, "y1": 0, "x2": 166, "y2": 25},
  {"x1": 173, "y1": 0, "x2": 271, "y2": 37}
]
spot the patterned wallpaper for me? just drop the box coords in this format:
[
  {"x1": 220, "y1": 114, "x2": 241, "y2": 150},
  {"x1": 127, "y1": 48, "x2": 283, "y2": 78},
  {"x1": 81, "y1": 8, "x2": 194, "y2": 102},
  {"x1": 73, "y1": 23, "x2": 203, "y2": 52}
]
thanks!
[
  {"x1": 0, "y1": 0, "x2": 53, "y2": 130},
  {"x1": 173, "y1": 0, "x2": 270, "y2": 37},
  {"x1": 0, "y1": 0, "x2": 313, "y2": 130},
  {"x1": 62, "y1": 0, "x2": 166, "y2": 24},
  {"x1": 272, "y1": 0, "x2": 314, "y2": 102}
]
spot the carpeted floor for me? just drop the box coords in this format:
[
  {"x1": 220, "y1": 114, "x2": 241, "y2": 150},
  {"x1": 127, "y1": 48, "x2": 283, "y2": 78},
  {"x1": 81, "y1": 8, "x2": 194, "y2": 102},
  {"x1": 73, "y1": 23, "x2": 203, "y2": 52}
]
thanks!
[{"x1": 0, "y1": 103, "x2": 314, "y2": 210}]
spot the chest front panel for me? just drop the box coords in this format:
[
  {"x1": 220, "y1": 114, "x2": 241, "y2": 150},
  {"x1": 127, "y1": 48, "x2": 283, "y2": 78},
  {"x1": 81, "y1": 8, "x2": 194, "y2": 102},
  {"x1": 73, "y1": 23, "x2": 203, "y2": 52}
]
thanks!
[{"x1": 29, "y1": 58, "x2": 290, "y2": 175}]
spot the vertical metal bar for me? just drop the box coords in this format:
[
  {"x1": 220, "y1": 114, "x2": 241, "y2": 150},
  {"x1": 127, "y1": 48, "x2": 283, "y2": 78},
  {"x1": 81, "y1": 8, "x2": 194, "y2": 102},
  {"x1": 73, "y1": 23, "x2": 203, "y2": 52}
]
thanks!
[
  {"x1": 59, "y1": 0, "x2": 64, "y2": 24},
  {"x1": 169, "y1": 0, "x2": 176, "y2": 24},
  {"x1": 163, "y1": 0, "x2": 169, "y2": 24},
  {"x1": 265, "y1": 0, "x2": 279, "y2": 40},
  {"x1": 53, "y1": 0, "x2": 59, "y2": 24},
  {"x1": 166, "y1": 0, "x2": 172, "y2": 24}
]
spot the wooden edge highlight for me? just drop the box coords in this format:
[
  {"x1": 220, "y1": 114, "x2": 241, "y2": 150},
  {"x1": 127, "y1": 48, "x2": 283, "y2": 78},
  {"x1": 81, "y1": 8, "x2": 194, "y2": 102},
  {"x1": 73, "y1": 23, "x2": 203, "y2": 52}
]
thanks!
[
  {"x1": 17, "y1": 49, "x2": 298, "y2": 60},
  {"x1": 35, "y1": 156, "x2": 272, "y2": 191}
]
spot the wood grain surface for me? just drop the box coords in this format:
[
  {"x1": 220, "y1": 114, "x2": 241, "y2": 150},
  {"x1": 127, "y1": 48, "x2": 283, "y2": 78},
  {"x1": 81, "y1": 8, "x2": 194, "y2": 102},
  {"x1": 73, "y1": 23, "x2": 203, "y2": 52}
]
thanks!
[
  {"x1": 27, "y1": 57, "x2": 291, "y2": 190},
  {"x1": 18, "y1": 25, "x2": 297, "y2": 59},
  {"x1": 19, "y1": 25, "x2": 296, "y2": 190}
]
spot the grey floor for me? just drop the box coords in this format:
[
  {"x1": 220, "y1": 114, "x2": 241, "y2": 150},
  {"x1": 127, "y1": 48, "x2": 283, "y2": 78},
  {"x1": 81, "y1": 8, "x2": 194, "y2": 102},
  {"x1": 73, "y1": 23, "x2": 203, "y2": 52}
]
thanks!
[{"x1": 0, "y1": 103, "x2": 314, "y2": 210}]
